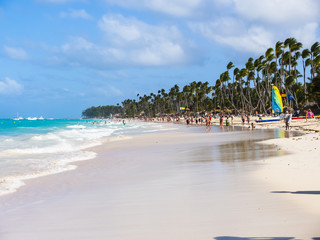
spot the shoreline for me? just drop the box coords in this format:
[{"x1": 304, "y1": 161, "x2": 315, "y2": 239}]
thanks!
[
  {"x1": 153, "y1": 115, "x2": 320, "y2": 132},
  {"x1": 0, "y1": 121, "x2": 319, "y2": 239}
]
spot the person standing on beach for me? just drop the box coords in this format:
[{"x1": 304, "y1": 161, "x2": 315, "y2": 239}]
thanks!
[
  {"x1": 241, "y1": 113, "x2": 245, "y2": 126},
  {"x1": 219, "y1": 114, "x2": 224, "y2": 127},
  {"x1": 206, "y1": 117, "x2": 211, "y2": 130},
  {"x1": 284, "y1": 110, "x2": 292, "y2": 130}
]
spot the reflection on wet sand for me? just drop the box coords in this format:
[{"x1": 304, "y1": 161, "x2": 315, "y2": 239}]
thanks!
[
  {"x1": 187, "y1": 128, "x2": 302, "y2": 164},
  {"x1": 218, "y1": 140, "x2": 284, "y2": 163},
  {"x1": 186, "y1": 141, "x2": 282, "y2": 165}
]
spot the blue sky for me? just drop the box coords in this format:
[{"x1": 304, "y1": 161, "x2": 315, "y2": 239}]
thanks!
[{"x1": 1, "y1": 0, "x2": 319, "y2": 118}]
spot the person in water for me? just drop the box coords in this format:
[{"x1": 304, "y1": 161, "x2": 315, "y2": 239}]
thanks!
[
  {"x1": 241, "y1": 113, "x2": 245, "y2": 126},
  {"x1": 219, "y1": 114, "x2": 224, "y2": 127},
  {"x1": 206, "y1": 117, "x2": 211, "y2": 130},
  {"x1": 226, "y1": 117, "x2": 230, "y2": 126},
  {"x1": 122, "y1": 120, "x2": 126, "y2": 126}
]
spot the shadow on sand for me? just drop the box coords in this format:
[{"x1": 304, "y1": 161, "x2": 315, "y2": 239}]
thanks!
[
  {"x1": 214, "y1": 237, "x2": 295, "y2": 240},
  {"x1": 214, "y1": 237, "x2": 320, "y2": 240},
  {"x1": 271, "y1": 191, "x2": 320, "y2": 195}
]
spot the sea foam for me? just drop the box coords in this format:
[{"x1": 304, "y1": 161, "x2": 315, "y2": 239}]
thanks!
[{"x1": 0, "y1": 119, "x2": 177, "y2": 196}]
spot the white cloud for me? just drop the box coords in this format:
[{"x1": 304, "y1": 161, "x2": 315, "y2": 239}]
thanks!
[
  {"x1": 0, "y1": 78, "x2": 23, "y2": 95},
  {"x1": 98, "y1": 14, "x2": 183, "y2": 44},
  {"x1": 291, "y1": 22, "x2": 318, "y2": 48},
  {"x1": 98, "y1": 15, "x2": 143, "y2": 42},
  {"x1": 62, "y1": 37, "x2": 94, "y2": 51},
  {"x1": 109, "y1": 86, "x2": 123, "y2": 96},
  {"x1": 190, "y1": 18, "x2": 274, "y2": 54},
  {"x1": 96, "y1": 85, "x2": 123, "y2": 97},
  {"x1": 106, "y1": 0, "x2": 203, "y2": 17},
  {"x1": 60, "y1": 14, "x2": 195, "y2": 67},
  {"x1": 212, "y1": 0, "x2": 233, "y2": 7},
  {"x1": 103, "y1": 0, "x2": 320, "y2": 57},
  {"x1": 60, "y1": 9, "x2": 91, "y2": 19},
  {"x1": 215, "y1": 27, "x2": 273, "y2": 54},
  {"x1": 233, "y1": 0, "x2": 319, "y2": 25},
  {"x1": 188, "y1": 0, "x2": 320, "y2": 55},
  {"x1": 98, "y1": 14, "x2": 187, "y2": 65},
  {"x1": 106, "y1": 0, "x2": 320, "y2": 21},
  {"x1": 4, "y1": 46, "x2": 28, "y2": 60}
]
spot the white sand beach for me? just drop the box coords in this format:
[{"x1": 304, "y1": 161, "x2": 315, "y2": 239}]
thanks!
[
  {"x1": 256, "y1": 131, "x2": 320, "y2": 216},
  {"x1": 0, "y1": 124, "x2": 319, "y2": 240}
]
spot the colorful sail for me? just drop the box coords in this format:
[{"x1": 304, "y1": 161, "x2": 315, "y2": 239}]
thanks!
[{"x1": 272, "y1": 86, "x2": 283, "y2": 113}]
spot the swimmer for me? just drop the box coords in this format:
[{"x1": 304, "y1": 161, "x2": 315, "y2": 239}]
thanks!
[{"x1": 226, "y1": 117, "x2": 230, "y2": 126}]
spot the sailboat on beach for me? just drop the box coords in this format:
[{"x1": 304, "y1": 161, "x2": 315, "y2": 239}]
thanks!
[
  {"x1": 256, "y1": 86, "x2": 283, "y2": 123},
  {"x1": 271, "y1": 86, "x2": 283, "y2": 114}
]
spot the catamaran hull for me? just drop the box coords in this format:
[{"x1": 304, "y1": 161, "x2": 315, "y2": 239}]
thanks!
[{"x1": 255, "y1": 118, "x2": 281, "y2": 123}]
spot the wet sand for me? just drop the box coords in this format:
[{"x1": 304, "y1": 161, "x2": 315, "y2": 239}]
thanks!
[{"x1": 0, "y1": 126, "x2": 319, "y2": 239}]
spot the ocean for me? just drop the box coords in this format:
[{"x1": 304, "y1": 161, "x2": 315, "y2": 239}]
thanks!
[
  {"x1": 0, "y1": 119, "x2": 313, "y2": 239},
  {"x1": 0, "y1": 117, "x2": 300, "y2": 197},
  {"x1": 0, "y1": 118, "x2": 178, "y2": 196}
]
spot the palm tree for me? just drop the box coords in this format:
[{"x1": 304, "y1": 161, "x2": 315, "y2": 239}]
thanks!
[
  {"x1": 291, "y1": 41, "x2": 302, "y2": 82},
  {"x1": 284, "y1": 38, "x2": 296, "y2": 75},
  {"x1": 232, "y1": 67, "x2": 239, "y2": 110},
  {"x1": 116, "y1": 38, "x2": 320, "y2": 118},
  {"x1": 226, "y1": 62, "x2": 235, "y2": 109},
  {"x1": 253, "y1": 57, "x2": 265, "y2": 113},
  {"x1": 274, "y1": 41, "x2": 284, "y2": 89}
]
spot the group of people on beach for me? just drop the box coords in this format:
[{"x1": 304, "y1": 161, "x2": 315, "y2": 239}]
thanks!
[
  {"x1": 118, "y1": 107, "x2": 317, "y2": 133},
  {"x1": 218, "y1": 113, "x2": 255, "y2": 129},
  {"x1": 166, "y1": 112, "x2": 259, "y2": 131},
  {"x1": 219, "y1": 114, "x2": 234, "y2": 127},
  {"x1": 280, "y1": 108, "x2": 315, "y2": 131}
]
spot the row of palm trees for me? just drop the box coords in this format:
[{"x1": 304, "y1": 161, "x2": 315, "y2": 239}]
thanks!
[
  {"x1": 82, "y1": 105, "x2": 122, "y2": 118},
  {"x1": 121, "y1": 38, "x2": 320, "y2": 118}
]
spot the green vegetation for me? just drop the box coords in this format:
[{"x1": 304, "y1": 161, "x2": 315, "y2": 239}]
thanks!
[
  {"x1": 82, "y1": 105, "x2": 122, "y2": 118},
  {"x1": 83, "y1": 38, "x2": 320, "y2": 118}
]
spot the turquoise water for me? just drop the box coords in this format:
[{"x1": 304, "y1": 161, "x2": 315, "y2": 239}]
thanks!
[
  {"x1": 0, "y1": 117, "x2": 298, "y2": 197},
  {"x1": 0, "y1": 119, "x2": 84, "y2": 136},
  {"x1": 0, "y1": 118, "x2": 177, "y2": 196}
]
